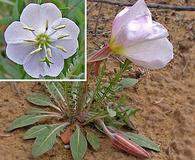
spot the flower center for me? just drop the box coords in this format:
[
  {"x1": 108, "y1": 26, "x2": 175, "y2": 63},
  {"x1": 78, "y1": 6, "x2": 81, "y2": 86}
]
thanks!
[
  {"x1": 109, "y1": 37, "x2": 125, "y2": 56},
  {"x1": 36, "y1": 34, "x2": 51, "y2": 48},
  {"x1": 23, "y1": 23, "x2": 69, "y2": 68}
]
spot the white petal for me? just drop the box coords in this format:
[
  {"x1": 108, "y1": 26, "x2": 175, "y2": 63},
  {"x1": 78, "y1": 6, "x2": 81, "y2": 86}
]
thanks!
[
  {"x1": 6, "y1": 43, "x2": 36, "y2": 64},
  {"x1": 115, "y1": 20, "x2": 169, "y2": 47},
  {"x1": 147, "y1": 21, "x2": 169, "y2": 40},
  {"x1": 112, "y1": 0, "x2": 151, "y2": 36},
  {"x1": 23, "y1": 50, "x2": 64, "y2": 78},
  {"x1": 43, "y1": 52, "x2": 64, "y2": 77},
  {"x1": 51, "y1": 39, "x2": 79, "y2": 59},
  {"x1": 115, "y1": 17, "x2": 151, "y2": 47},
  {"x1": 23, "y1": 53, "x2": 46, "y2": 78},
  {"x1": 124, "y1": 38, "x2": 173, "y2": 69},
  {"x1": 20, "y1": 3, "x2": 62, "y2": 33},
  {"x1": 4, "y1": 21, "x2": 35, "y2": 44},
  {"x1": 48, "y1": 18, "x2": 80, "y2": 40}
]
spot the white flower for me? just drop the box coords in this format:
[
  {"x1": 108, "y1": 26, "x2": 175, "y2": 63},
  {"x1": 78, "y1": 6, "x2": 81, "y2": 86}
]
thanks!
[
  {"x1": 109, "y1": 0, "x2": 173, "y2": 69},
  {"x1": 4, "y1": 3, "x2": 80, "y2": 78}
]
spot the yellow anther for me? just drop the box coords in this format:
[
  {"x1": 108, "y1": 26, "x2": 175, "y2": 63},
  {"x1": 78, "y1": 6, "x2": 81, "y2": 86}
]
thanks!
[
  {"x1": 47, "y1": 48, "x2": 52, "y2": 58},
  {"x1": 23, "y1": 26, "x2": 35, "y2": 32},
  {"x1": 30, "y1": 47, "x2": 42, "y2": 55},
  {"x1": 57, "y1": 34, "x2": 70, "y2": 40},
  {"x1": 54, "y1": 25, "x2": 66, "y2": 30},
  {"x1": 56, "y1": 45, "x2": 67, "y2": 53},
  {"x1": 24, "y1": 39, "x2": 37, "y2": 43}
]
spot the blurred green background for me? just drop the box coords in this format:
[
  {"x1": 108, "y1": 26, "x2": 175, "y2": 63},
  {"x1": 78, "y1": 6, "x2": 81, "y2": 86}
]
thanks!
[{"x1": 0, "y1": 0, "x2": 85, "y2": 79}]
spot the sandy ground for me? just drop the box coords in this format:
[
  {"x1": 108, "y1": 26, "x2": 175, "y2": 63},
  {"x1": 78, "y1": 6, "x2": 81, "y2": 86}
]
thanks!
[{"x1": 0, "y1": 0, "x2": 195, "y2": 160}]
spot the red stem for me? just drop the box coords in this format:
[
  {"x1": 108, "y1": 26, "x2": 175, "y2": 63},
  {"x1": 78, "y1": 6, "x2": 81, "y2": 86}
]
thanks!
[{"x1": 87, "y1": 44, "x2": 111, "y2": 63}]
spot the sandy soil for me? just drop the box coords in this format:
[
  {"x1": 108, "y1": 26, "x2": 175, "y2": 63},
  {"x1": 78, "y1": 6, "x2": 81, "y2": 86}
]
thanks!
[{"x1": 0, "y1": 0, "x2": 195, "y2": 160}]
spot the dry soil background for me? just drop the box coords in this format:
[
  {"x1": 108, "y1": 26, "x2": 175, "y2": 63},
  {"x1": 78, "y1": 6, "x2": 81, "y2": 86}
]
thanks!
[{"x1": 0, "y1": 0, "x2": 195, "y2": 160}]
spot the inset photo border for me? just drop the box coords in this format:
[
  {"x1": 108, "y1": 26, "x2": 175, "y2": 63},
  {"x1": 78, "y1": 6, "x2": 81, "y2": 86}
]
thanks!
[{"x1": 0, "y1": 0, "x2": 86, "y2": 81}]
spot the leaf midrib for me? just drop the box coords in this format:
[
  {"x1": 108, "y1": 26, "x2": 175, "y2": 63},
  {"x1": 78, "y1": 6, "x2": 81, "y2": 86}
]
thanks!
[{"x1": 36, "y1": 124, "x2": 64, "y2": 150}]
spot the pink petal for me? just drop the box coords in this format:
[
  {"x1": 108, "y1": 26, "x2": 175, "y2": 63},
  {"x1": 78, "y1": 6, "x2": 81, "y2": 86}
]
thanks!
[
  {"x1": 112, "y1": 0, "x2": 151, "y2": 36},
  {"x1": 124, "y1": 38, "x2": 173, "y2": 69}
]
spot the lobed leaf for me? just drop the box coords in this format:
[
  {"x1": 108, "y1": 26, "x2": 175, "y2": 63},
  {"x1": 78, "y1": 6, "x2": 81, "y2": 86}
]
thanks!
[
  {"x1": 107, "y1": 106, "x2": 116, "y2": 117},
  {"x1": 44, "y1": 82, "x2": 65, "y2": 103}
]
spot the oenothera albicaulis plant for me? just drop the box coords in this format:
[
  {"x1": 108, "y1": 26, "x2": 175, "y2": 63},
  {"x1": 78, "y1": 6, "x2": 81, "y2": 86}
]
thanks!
[
  {"x1": 4, "y1": 3, "x2": 79, "y2": 78},
  {"x1": 7, "y1": 67, "x2": 160, "y2": 159},
  {"x1": 7, "y1": 0, "x2": 172, "y2": 159},
  {"x1": 88, "y1": 0, "x2": 173, "y2": 69}
]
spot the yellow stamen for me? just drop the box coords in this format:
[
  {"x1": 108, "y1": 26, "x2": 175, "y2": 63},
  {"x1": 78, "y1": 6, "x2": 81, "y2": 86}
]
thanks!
[
  {"x1": 54, "y1": 25, "x2": 66, "y2": 30},
  {"x1": 56, "y1": 45, "x2": 67, "y2": 53},
  {"x1": 23, "y1": 26, "x2": 35, "y2": 32},
  {"x1": 57, "y1": 34, "x2": 70, "y2": 40},
  {"x1": 24, "y1": 39, "x2": 37, "y2": 43},
  {"x1": 30, "y1": 48, "x2": 42, "y2": 55},
  {"x1": 47, "y1": 48, "x2": 52, "y2": 58},
  {"x1": 45, "y1": 19, "x2": 49, "y2": 31}
]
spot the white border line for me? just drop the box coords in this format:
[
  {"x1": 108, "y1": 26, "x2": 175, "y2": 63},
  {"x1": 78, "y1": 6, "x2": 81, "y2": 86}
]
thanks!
[{"x1": 0, "y1": 0, "x2": 87, "y2": 82}]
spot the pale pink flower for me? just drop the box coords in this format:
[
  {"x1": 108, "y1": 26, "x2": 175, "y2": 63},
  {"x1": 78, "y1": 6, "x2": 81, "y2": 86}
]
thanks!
[
  {"x1": 88, "y1": 0, "x2": 173, "y2": 70},
  {"x1": 109, "y1": 0, "x2": 173, "y2": 69}
]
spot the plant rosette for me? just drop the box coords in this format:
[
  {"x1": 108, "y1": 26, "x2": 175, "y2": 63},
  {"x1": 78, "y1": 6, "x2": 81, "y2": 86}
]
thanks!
[{"x1": 7, "y1": 64, "x2": 160, "y2": 160}]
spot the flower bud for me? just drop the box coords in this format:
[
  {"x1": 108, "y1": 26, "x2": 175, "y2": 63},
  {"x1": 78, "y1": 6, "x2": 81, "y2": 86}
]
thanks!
[{"x1": 112, "y1": 133, "x2": 150, "y2": 159}]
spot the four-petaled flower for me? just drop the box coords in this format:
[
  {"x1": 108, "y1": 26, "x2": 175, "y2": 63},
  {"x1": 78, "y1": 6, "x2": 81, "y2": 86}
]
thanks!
[
  {"x1": 4, "y1": 3, "x2": 80, "y2": 78},
  {"x1": 110, "y1": 0, "x2": 173, "y2": 69}
]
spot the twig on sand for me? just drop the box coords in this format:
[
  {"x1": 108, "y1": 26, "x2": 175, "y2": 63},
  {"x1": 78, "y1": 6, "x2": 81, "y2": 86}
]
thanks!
[
  {"x1": 9, "y1": 82, "x2": 20, "y2": 97},
  {"x1": 94, "y1": 1, "x2": 103, "y2": 34},
  {"x1": 0, "y1": 133, "x2": 11, "y2": 137},
  {"x1": 154, "y1": 98, "x2": 164, "y2": 104},
  {"x1": 88, "y1": 0, "x2": 195, "y2": 11}
]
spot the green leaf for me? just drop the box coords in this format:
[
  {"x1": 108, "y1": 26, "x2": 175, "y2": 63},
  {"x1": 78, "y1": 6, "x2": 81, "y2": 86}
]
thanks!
[
  {"x1": 0, "y1": 16, "x2": 12, "y2": 25},
  {"x1": 45, "y1": 82, "x2": 65, "y2": 103},
  {"x1": 25, "y1": 107, "x2": 51, "y2": 115},
  {"x1": 7, "y1": 115, "x2": 46, "y2": 131},
  {"x1": 107, "y1": 106, "x2": 116, "y2": 117},
  {"x1": 118, "y1": 78, "x2": 138, "y2": 89},
  {"x1": 16, "y1": 0, "x2": 25, "y2": 14},
  {"x1": 26, "y1": 93, "x2": 57, "y2": 109},
  {"x1": 0, "y1": 56, "x2": 23, "y2": 78},
  {"x1": 86, "y1": 132, "x2": 100, "y2": 151},
  {"x1": 32, "y1": 124, "x2": 65, "y2": 157},
  {"x1": 12, "y1": 2, "x2": 19, "y2": 20},
  {"x1": 70, "y1": 126, "x2": 87, "y2": 160},
  {"x1": 124, "y1": 132, "x2": 160, "y2": 152},
  {"x1": 65, "y1": 54, "x2": 85, "y2": 79},
  {"x1": 0, "y1": 0, "x2": 15, "y2": 5},
  {"x1": 125, "y1": 108, "x2": 140, "y2": 117},
  {"x1": 23, "y1": 125, "x2": 48, "y2": 139}
]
